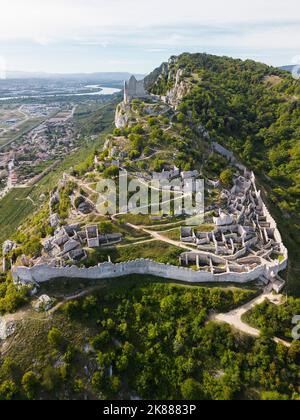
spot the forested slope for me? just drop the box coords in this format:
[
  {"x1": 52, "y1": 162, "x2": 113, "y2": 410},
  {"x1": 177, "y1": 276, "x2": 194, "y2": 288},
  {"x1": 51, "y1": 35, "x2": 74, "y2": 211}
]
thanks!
[{"x1": 146, "y1": 53, "x2": 300, "y2": 294}]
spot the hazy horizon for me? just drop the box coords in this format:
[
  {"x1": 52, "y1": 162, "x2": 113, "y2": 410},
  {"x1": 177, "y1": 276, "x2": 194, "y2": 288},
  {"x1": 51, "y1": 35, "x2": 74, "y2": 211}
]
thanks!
[
  {"x1": 3, "y1": 60, "x2": 296, "y2": 77},
  {"x1": 2, "y1": 69, "x2": 146, "y2": 76}
]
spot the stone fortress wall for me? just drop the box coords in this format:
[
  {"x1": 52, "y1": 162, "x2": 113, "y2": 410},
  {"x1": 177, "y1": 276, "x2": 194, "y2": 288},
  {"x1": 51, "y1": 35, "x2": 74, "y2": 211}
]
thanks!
[
  {"x1": 212, "y1": 142, "x2": 235, "y2": 162},
  {"x1": 12, "y1": 168, "x2": 288, "y2": 288},
  {"x1": 115, "y1": 76, "x2": 150, "y2": 128},
  {"x1": 12, "y1": 255, "x2": 285, "y2": 286},
  {"x1": 13, "y1": 171, "x2": 288, "y2": 287},
  {"x1": 12, "y1": 89, "x2": 288, "y2": 289}
]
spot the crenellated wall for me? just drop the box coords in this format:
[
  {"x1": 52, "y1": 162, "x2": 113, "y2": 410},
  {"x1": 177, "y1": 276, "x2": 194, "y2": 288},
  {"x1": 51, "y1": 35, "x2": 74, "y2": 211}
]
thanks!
[
  {"x1": 12, "y1": 256, "x2": 285, "y2": 287},
  {"x1": 251, "y1": 172, "x2": 288, "y2": 273}
]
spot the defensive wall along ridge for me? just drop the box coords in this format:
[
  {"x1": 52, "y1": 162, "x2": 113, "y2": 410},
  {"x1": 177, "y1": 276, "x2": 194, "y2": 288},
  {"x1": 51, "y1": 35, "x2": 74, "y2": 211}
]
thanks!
[
  {"x1": 12, "y1": 252, "x2": 287, "y2": 286},
  {"x1": 11, "y1": 89, "x2": 288, "y2": 287},
  {"x1": 11, "y1": 171, "x2": 288, "y2": 287}
]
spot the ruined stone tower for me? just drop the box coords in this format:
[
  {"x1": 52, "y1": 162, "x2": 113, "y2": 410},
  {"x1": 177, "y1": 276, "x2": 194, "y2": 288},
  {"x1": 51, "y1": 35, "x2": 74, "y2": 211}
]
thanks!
[{"x1": 124, "y1": 75, "x2": 148, "y2": 104}]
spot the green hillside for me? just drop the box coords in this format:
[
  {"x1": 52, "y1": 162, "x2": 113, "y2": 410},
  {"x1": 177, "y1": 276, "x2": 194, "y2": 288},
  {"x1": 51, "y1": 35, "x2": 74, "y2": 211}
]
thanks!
[
  {"x1": 1, "y1": 277, "x2": 299, "y2": 401},
  {"x1": 0, "y1": 101, "x2": 116, "y2": 245},
  {"x1": 0, "y1": 55, "x2": 299, "y2": 401},
  {"x1": 146, "y1": 53, "x2": 300, "y2": 295}
]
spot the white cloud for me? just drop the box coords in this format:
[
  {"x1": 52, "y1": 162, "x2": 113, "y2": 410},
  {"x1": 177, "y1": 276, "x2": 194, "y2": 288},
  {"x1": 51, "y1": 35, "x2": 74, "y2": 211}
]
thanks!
[
  {"x1": 0, "y1": 0, "x2": 299, "y2": 72},
  {"x1": 69, "y1": 23, "x2": 299, "y2": 52},
  {"x1": 0, "y1": 0, "x2": 299, "y2": 43},
  {"x1": 145, "y1": 49, "x2": 168, "y2": 53}
]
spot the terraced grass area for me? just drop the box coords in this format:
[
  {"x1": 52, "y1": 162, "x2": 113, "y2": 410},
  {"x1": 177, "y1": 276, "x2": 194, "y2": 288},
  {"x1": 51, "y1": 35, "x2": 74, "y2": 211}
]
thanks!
[
  {"x1": 116, "y1": 213, "x2": 186, "y2": 226},
  {"x1": 85, "y1": 240, "x2": 183, "y2": 267}
]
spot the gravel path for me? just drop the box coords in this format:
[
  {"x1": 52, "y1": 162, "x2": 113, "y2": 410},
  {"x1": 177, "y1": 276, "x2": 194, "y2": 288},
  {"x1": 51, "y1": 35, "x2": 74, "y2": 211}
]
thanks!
[{"x1": 211, "y1": 290, "x2": 291, "y2": 347}]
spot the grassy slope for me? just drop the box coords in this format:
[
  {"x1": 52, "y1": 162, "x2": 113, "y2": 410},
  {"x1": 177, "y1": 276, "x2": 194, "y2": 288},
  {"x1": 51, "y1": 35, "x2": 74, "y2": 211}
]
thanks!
[{"x1": 0, "y1": 101, "x2": 116, "y2": 245}]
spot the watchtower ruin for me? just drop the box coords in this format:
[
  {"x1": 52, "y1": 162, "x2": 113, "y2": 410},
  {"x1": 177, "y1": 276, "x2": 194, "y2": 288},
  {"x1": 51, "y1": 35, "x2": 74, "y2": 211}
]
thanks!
[{"x1": 124, "y1": 75, "x2": 148, "y2": 104}]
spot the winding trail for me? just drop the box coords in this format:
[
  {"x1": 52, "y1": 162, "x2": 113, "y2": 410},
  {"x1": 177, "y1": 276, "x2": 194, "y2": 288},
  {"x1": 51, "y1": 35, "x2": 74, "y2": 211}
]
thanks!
[
  {"x1": 111, "y1": 213, "x2": 195, "y2": 252},
  {"x1": 211, "y1": 289, "x2": 291, "y2": 347},
  {"x1": 143, "y1": 228, "x2": 196, "y2": 251},
  {"x1": 47, "y1": 284, "x2": 107, "y2": 315}
]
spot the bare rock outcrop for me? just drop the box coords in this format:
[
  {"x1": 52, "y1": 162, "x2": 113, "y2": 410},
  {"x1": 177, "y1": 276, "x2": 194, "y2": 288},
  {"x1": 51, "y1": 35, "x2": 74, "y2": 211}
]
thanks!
[
  {"x1": 145, "y1": 57, "x2": 190, "y2": 109},
  {"x1": 115, "y1": 102, "x2": 131, "y2": 129},
  {"x1": 0, "y1": 318, "x2": 16, "y2": 341},
  {"x1": 162, "y1": 69, "x2": 189, "y2": 109}
]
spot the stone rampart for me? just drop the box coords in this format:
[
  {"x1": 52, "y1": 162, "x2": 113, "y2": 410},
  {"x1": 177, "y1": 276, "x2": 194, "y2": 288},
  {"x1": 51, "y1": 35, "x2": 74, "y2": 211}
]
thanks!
[{"x1": 12, "y1": 258, "x2": 272, "y2": 286}]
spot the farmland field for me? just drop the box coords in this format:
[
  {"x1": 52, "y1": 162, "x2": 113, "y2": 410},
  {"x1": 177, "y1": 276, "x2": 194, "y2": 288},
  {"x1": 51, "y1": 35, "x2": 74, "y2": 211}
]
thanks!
[{"x1": 0, "y1": 117, "x2": 44, "y2": 148}]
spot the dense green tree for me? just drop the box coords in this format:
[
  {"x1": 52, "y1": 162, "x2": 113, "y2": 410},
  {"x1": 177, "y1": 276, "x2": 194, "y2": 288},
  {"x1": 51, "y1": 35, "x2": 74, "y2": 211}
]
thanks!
[
  {"x1": 261, "y1": 391, "x2": 289, "y2": 401},
  {"x1": 21, "y1": 371, "x2": 39, "y2": 400},
  {"x1": 103, "y1": 165, "x2": 120, "y2": 179},
  {"x1": 0, "y1": 380, "x2": 18, "y2": 400},
  {"x1": 0, "y1": 282, "x2": 298, "y2": 400},
  {"x1": 42, "y1": 367, "x2": 62, "y2": 393},
  {"x1": 220, "y1": 169, "x2": 234, "y2": 187},
  {"x1": 47, "y1": 328, "x2": 65, "y2": 351},
  {"x1": 181, "y1": 378, "x2": 203, "y2": 400}
]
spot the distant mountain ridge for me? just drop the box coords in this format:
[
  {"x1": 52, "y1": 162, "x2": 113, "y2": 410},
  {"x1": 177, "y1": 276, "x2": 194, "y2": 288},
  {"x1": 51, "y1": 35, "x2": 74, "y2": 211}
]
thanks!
[
  {"x1": 4, "y1": 71, "x2": 145, "y2": 81},
  {"x1": 280, "y1": 65, "x2": 297, "y2": 73}
]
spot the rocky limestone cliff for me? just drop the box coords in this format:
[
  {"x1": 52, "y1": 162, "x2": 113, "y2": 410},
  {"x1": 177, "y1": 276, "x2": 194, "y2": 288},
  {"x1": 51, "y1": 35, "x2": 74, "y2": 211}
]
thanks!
[
  {"x1": 0, "y1": 317, "x2": 15, "y2": 341},
  {"x1": 115, "y1": 102, "x2": 131, "y2": 129},
  {"x1": 145, "y1": 56, "x2": 191, "y2": 110},
  {"x1": 162, "y1": 68, "x2": 190, "y2": 109}
]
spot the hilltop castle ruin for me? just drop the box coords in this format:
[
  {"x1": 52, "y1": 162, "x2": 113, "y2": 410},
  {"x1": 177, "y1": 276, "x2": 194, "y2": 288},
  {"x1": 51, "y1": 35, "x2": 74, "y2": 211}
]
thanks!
[{"x1": 124, "y1": 76, "x2": 148, "y2": 104}]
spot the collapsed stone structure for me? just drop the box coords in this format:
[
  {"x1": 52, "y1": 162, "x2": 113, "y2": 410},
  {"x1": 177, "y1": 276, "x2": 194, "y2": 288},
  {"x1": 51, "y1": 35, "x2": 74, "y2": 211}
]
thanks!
[
  {"x1": 10, "y1": 90, "x2": 288, "y2": 294},
  {"x1": 179, "y1": 171, "x2": 288, "y2": 293},
  {"x1": 152, "y1": 166, "x2": 180, "y2": 181},
  {"x1": 124, "y1": 76, "x2": 149, "y2": 104},
  {"x1": 11, "y1": 169, "x2": 288, "y2": 293},
  {"x1": 115, "y1": 76, "x2": 150, "y2": 128},
  {"x1": 42, "y1": 224, "x2": 123, "y2": 264}
]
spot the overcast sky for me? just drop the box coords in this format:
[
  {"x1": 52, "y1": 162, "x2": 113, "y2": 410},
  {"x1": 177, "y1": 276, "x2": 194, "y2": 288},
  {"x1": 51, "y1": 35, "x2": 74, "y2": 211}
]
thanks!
[{"x1": 0, "y1": 0, "x2": 299, "y2": 74}]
